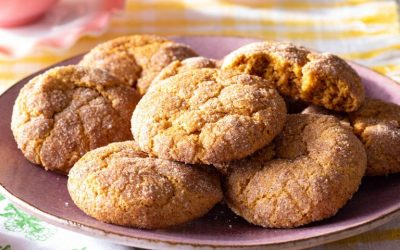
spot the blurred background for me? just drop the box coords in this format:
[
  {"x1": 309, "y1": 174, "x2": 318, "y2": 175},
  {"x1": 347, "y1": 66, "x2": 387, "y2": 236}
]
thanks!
[{"x1": 0, "y1": 0, "x2": 399, "y2": 94}]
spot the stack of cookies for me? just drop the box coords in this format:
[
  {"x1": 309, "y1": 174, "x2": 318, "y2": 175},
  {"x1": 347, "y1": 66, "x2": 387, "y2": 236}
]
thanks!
[{"x1": 11, "y1": 35, "x2": 400, "y2": 230}]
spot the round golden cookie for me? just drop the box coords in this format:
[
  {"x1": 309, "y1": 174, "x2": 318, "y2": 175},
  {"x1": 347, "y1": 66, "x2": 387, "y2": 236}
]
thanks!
[
  {"x1": 149, "y1": 57, "x2": 218, "y2": 91},
  {"x1": 11, "y1": 65, "x2": 140, "y2": 174},
  {"x1": 348, "y1": 98, "x2": 400, "y2": 176},
  {"x1": 131, "y1": 68, "x2": 287, "y2": 164},
  {"x1": 224, "y1": 114, "x2": 366, "y2": 228},
  {"x1": 67, "y1": 141, "x2": 223, "y2": 229},
  {"x1": 221, "y1": 41, "x2": 365, "y2": 112},
  {"x1": 79, "y1": 35, "x2": 198, "y2": 95}
]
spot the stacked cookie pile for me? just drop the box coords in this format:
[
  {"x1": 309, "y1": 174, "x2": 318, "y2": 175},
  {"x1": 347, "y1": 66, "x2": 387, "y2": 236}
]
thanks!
[{"x1": 11, "y1": 35, "x2": 400, "y2": 229}]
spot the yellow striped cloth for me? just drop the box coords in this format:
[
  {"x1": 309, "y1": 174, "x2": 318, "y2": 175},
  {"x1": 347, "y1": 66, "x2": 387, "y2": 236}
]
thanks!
[{"x1": 0, "y1": 0, "x2": 399, "y2": 248}]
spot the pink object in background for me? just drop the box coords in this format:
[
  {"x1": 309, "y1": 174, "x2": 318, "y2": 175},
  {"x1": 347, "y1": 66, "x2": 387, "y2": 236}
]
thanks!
[
  {"x1": 0, "y1": 0, "x2": 59, "y2": 27},
  {"x1": 0, "y1": 0, "x2": 125, "y2": 58}
]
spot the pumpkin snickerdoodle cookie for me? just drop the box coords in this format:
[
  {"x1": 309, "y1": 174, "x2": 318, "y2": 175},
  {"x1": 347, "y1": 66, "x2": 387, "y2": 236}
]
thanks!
[
  {"x1": 348, "y1": 98, "x2": 400, "y2": 176},
  {"x1": 221, "y1": 41, "x2": 365, "y2": 112},
  {"x1": 79, "y1": 35, "x2": 198, "y2": 95},
  {"x1": 224, "y1": 114, "x2": 367, "y2": 228},
  {"x1": 131, "y1": 68, "x2": 287, "y2": 165},
  {"x1": 11, "y1": 65, "x2": 140, "y2": 174},
  {"x1": 68, "y1": 141, "x2": 223, "y2": 229}
]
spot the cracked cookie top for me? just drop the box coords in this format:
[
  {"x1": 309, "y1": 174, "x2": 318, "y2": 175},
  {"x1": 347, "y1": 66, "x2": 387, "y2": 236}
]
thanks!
[
  {"x1": 131, "y1": 68, "x2": 287, "y2": 164},
  {"x1": 224, "y1": 114, "x2": 366, "y2": 228},
  {"x1": 11, "y1": 65, "x2": 140, "y2": 174},
  {"x1": 221, "y1": 41, "x2": 365, "y2": 112},
  {"x1": 149, "y1": 56, "x2": 218, "y2": 92},
  {"x1": 67, "y1": 141, "x2": 222, "y2": 229},
  {"x1": 79, "y1": 35, "x2": 198, "y2": 95},
  {"x1": 348, "y1": 98, "x2": 400, "y2": 176}
]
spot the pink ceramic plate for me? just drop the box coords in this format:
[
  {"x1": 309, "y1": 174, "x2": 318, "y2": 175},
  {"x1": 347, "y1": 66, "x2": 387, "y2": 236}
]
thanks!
[{"x1": 0, "y1": 36, "x2": 400, "y2": 250}]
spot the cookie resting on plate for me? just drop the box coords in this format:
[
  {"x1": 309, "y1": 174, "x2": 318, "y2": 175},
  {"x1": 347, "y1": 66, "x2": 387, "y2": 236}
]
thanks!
[
  {"x1": 131, "y1": 68, "x2": 287, "y2": 165},
  {"x1": 68, "y1": 141, "x2": 223, "y2": 229},
  {"x1": 11, "y1": 65, "x2": 140, "y2": 174},
  {"x1": 224, "y1": 114, "x2": 367, "y2": 228}
]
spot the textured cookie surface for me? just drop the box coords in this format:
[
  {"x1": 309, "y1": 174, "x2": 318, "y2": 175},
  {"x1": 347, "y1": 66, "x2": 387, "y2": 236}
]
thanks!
[
  {"x1": 149, "y1": 57, "x2": 218, "y2": 91},
  {"x1": 302, "y1": 105, "x2": 351, "y2": 129},
  {"x1": 11, "y1": 66, "x2": 140, "y2": 174},
  {"x1": 132, "y1": 68, "x2": 287, "y2": 164},
  {"x1": 225, "y1": 114, "x2": 366, "y2": 228},
  {"x1": 222, "y1": 41, "x2": 365, "y2": 112},
  {"x1": 348, "y1": 98, "x2": 400, "y2": 176},
  {"x1": 79, "y1": 35, "x2": 198, "y2": 94},
  {"x1": 68, "y1": 141, "x2": 223, "y2": 229}
]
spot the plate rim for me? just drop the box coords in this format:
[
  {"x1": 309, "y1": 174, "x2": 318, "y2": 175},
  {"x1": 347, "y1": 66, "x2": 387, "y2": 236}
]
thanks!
[
  {"x1": 2, "y1": 183, "x2": 400, "y2": 250},
  {"x1": 1, "y1": 35, "x2": 400, "y2": 250}
]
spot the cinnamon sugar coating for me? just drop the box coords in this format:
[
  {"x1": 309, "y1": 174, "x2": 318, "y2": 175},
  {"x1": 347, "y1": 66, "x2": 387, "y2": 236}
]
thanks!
[
  {"x1": 222, "y1": 41, "x2": 365, "y2": 112},
  {"x1": 149, "y1": 57, "x2": 218, "y2": 91},
  {"x1": 131, "y1": 68, "x2": 287, "y2": 164},
  {"x1": 349, "y1": 98, "x2": 400, "y2": 176},
  {"x1": 224, "y1": 114, "x2": 366, "y2": 228},
  {"x1": 302, "y1": 104, "x2": 352, "y2": 129},
  {"x1": 11, "y1": 66, "x2": 140, "y2": 174},
  {"x1": 68, "y1": 141, "x2": 222, "y2": 229},
  {"x1": 79, "y1": 35, "x2": 198, "y2": 95}
]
